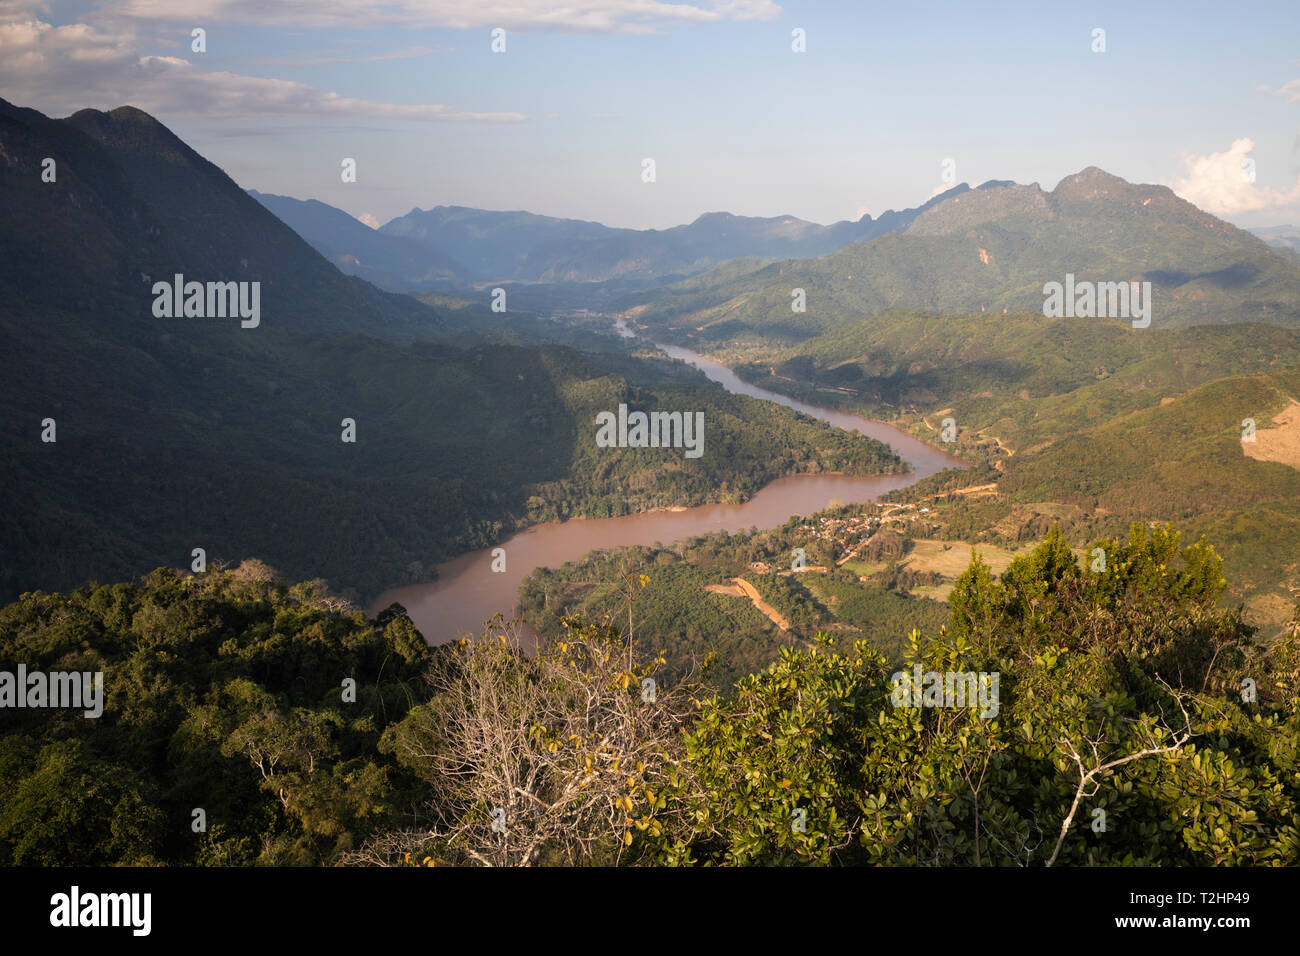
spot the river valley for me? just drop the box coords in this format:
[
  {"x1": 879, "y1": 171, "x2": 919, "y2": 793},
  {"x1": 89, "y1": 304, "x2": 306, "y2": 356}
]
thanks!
[{"x1": 372, "y1": 329, "x2": 967, "y2": 645}]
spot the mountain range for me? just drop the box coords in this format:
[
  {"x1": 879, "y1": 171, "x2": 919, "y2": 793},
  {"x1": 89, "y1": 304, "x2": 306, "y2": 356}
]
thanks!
[
  {"x1": 5, "y1": 95, "x2": 1300, "y2": 633},
  {"x1": 251, "y1": 171, "x2": 1300, "y2": 345},
  {"x1": 618, "y1": 168, "x2": 1300, "y2": 348},
  {"x1": 250, "y1": 181, "x2": 1010, "y2": 289}
]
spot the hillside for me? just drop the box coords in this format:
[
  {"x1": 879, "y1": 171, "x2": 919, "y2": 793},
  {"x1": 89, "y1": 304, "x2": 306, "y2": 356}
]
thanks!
[
  {"x1": 248, "y1": 190, "x2": 468, "y2": 290},
  {"x1": 680, "y1": 310, "x2": 1300, "y2": 630},
  {"x1": 738, "y1": 310, "x2": 1300, "y2": 429},
  {"x1": 993, "y1": 367, "x2": 1300, "y2": 622}
]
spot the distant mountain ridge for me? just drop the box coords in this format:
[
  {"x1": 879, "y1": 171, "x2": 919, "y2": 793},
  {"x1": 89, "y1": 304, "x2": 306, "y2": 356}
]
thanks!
[
  {"x1": 248, "y1": 190, "x2": 469, "y2": 291},
  {"x1": 250, "y1": 181, "x2": 1020, "y2": 289},
  {"x1": 1250, "y1": 224, "x2": 1300, "y2": 263}
]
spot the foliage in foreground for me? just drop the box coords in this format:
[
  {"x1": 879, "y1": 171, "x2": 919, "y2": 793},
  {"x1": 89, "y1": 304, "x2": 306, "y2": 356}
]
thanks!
[
  {"x1": 650, "y1": 524, "x2": 1299, "y2": 865},
  {"x1": 0, "y1": 561, "x2": 429, "y2": 865},
  {"x1": 2, "y1": 524, "x2": 1299, "y2": 866}
]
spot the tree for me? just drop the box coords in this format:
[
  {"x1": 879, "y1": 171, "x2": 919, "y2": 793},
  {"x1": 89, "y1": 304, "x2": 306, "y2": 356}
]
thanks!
[
  {"x1": 659, "y1": 635, "x2": 887, "y2": 865},
  {"x1": 364, "y1": 613, "x2": 694, "y2": 866},
  {"x1": 0, "y1": 740, "x2": 162, "y2": 866}
]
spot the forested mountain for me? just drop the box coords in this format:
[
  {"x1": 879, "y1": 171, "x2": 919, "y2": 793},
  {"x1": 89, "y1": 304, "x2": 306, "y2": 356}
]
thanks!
[
  {"x1": 0, "y1": 100, "x2": 900, "y2": 606},
  {"x1": 621, "y1": 168, "x2": 1300, "y2": 349},
  {"x1": 0, "y1": 100, "x2": 437, "y2": 340}
]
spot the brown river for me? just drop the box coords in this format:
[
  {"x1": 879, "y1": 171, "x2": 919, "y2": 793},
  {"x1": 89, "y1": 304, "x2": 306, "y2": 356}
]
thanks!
[{"x1": 372, "y1": 326, "x2": 965, "y2": 645}]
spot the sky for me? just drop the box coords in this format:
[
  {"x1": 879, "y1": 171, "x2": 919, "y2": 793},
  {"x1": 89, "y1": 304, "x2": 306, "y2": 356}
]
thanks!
[{"x1": 2, "y1": 0, "x2": 1300, "y2": 231}]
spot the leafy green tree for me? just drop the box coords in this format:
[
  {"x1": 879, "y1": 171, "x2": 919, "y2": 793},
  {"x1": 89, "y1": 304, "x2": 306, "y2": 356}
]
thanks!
[
  {"x1": 661, "y1": 636, "x2": 886, "y2": 865},
  {"x1": 0, "y1": 740, "x2": 162, "y2": 865}
]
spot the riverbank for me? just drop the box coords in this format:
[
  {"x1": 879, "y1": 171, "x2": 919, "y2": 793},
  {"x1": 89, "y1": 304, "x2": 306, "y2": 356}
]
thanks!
[{"x1": 371, "y1": 331, "x2": 967, "y2": 646}]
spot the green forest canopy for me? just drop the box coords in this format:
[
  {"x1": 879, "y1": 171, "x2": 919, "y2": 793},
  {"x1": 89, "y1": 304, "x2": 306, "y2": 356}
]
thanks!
[{"x1": 1, "y1": 524, "x2": 1297, "y2": 866}]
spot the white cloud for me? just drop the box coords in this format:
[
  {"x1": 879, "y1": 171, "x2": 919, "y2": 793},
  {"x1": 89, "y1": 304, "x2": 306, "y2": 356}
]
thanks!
[
  {"x1": 104, "y1": 0, "x2": 782, "y2": 34},
  {"x1": 356, "y1": 212, "x2": 380, "y2": 228},
  {"x1": 1165, "y1": 138, "x2": 1300, "y2": 217},
  {"x1": 1259, "y1": 79, "x2": 1300, "y2": 105},
  {"x1": 0, "y1": 13, "x2": 525, "y2": 121}
]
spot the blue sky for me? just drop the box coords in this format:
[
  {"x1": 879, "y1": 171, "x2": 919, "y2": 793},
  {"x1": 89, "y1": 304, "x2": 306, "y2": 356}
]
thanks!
[{"x1": 3, "y1": 0, "x2": 1299, "y2": 229}]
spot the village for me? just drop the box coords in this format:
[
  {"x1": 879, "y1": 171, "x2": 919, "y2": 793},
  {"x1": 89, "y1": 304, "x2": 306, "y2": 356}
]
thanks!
[{"x1": 742, "y1": 501, "x2": 936, "y2": 577}]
